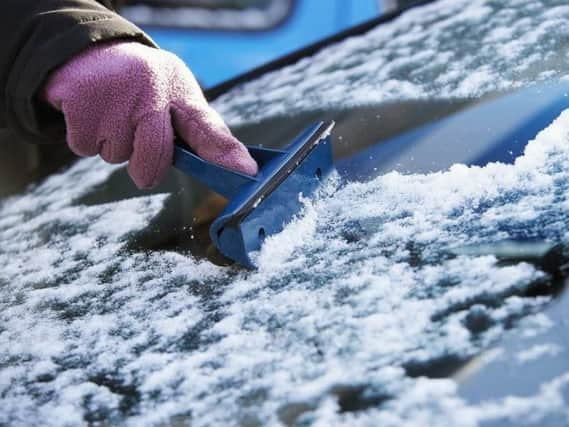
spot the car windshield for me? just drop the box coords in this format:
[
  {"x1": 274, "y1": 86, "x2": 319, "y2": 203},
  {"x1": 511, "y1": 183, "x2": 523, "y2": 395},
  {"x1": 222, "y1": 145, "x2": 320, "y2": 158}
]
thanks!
[
  {"x1": 2, "y1": 1, "x2": 569, "y2": 426},
  {"x1": 215, "y1": 0, "x2": 569, "y2": 124}
]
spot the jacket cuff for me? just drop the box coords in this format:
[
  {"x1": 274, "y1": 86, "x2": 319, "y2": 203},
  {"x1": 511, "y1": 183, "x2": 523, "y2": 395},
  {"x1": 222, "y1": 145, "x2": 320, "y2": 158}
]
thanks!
[{"x1": 6, "y1": 13, "x2": 157, "y2": 144}]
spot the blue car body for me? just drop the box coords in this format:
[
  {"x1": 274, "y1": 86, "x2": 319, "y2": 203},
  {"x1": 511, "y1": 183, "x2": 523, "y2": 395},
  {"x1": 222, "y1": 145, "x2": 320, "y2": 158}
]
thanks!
[{"x1": 135, "y1": 0, "x2": 382, "y2": 88}]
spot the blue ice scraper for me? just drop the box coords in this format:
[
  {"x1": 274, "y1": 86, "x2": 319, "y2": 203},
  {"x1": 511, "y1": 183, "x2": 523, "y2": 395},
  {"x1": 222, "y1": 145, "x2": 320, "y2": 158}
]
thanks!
[{"x1": 173, "y1": 121, "x2": 335, "y2": 268}]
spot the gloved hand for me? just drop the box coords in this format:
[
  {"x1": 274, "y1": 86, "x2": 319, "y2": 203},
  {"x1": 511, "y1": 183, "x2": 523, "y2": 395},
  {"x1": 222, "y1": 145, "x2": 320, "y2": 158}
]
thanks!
[{"x1": 43, "y1": 42, "x2": 258, "y2": 189}]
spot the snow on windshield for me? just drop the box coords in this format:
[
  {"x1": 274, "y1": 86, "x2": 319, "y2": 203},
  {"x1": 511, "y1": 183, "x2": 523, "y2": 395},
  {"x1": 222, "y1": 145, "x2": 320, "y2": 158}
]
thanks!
[
  {"x1": 1, "y1": 110, "x2": 569, "y2": 425},
  {"x1": 2, "y1": 0, "x2": 569, "y2": 425},
  {"x1": 214, "y1": 0, "x2": 569, "y2": 125}
]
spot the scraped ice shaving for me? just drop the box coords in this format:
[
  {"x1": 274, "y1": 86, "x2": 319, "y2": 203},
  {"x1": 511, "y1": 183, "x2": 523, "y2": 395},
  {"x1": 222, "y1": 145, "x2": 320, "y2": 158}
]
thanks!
[
  {"x1": 516, "y1": 343, "x2": 563, "y2": 364},
  {"x1": 519, "y1": 312, "x2": 555, "y2": 338},
  {"x1": 332, "y1": 372, "x2": 569, "y2": 427},
  {"x1": 214, "y1": 0, "x2": 569, "y2": 125}
]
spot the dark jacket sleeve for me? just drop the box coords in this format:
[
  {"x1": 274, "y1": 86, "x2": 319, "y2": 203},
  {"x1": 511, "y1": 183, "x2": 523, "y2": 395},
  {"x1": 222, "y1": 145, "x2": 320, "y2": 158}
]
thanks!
[{"x1": 0, "y1": 0, "x2": 157, "y2": 144}]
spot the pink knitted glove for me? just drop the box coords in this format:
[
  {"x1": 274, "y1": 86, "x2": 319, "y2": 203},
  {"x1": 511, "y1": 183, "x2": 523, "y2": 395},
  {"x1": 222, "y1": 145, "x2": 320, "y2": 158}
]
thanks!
[{"x1": 43, "y1": 42, "x2": 258, "y2": 189}]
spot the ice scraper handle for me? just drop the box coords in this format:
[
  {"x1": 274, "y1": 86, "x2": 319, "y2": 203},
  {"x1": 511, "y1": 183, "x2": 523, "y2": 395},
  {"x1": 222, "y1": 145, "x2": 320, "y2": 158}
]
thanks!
[
  {"x1": 173, "y1": 122, "x2": 336, "y2": 200},
  {"x1": 173, "y1": 141, "x2": 260, "y2": 199},
  {"x1": 173, "y1": 121, "x2": 335, "y2": 202}
]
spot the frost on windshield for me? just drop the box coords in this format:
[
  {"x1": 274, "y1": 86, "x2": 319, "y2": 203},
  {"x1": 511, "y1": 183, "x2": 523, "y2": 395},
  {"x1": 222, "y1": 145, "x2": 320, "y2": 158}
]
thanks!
[
  {"x1": 2, "y1": 106, "x2": 569, "y2": 425},
  {"x1": 3, "y1": 0, "x2": 569, "y2": 425},
  {"x1": 214, "y1": 0, "x2": 569, "y2": 125}
]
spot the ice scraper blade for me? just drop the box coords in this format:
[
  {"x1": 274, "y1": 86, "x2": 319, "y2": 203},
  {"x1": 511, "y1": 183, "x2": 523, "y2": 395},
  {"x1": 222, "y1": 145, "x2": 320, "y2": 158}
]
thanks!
[{"x1": 173, "y1": 121, "x2": 335, "y2": 268}]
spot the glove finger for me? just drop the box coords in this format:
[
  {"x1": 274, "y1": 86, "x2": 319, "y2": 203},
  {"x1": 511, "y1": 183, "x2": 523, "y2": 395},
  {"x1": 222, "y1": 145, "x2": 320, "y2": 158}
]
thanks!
[
  {"x1": 127, "y1": 111, "x2": 174, "y2": 189},
  {"x1": 98, "y1": 124, "x2": 135, "y2": 164},
  {"x1": 171, "y1": 102, "x2": 258, "y2": 176},
  {"x1": 44, "y1": 73, "x2": 98, "y2": 157},
  {"x1": 62, "y1": 107, "x2": 101, "y2": 157}
]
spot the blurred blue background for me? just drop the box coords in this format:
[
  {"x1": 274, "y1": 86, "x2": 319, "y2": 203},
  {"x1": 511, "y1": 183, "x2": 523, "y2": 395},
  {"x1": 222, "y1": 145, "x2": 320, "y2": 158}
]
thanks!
[{"x1": 120, "y1": 0, "x2": 393, "y2": 88}]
